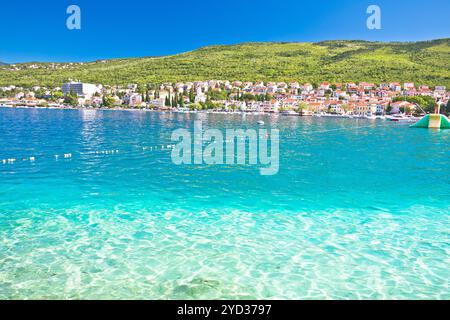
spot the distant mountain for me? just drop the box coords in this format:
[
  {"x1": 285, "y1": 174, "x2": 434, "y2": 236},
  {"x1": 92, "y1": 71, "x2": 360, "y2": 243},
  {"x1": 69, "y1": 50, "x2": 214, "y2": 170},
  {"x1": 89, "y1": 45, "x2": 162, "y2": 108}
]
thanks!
[
  {"x1": 0, "y1": 62, "x2": 8, "y2": 66},
  {"x1": 0, "y1": 38, "x2": 449, "y2": 87}
]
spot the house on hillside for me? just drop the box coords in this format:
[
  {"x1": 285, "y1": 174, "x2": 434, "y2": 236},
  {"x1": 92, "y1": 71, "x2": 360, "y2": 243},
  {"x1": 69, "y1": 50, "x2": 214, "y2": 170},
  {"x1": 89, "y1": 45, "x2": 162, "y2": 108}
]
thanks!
[
  {"x1": 319, "y1": 82, "x2": 330, "y2": 90},
  {"x1": 389, "y1": 82, "x2": 402, "y2": 92},
  {"x1": 403, "y1": 82, "x2": 415, "y2": 90}
]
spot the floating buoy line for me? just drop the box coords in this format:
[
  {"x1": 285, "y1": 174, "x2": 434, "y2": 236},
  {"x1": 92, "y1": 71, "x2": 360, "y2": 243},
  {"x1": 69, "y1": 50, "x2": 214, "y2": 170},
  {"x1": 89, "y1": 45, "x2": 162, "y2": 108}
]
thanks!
[
  {"x1": 1, "y1": 144, "x2": 176, "y2": 166},
  {"x1": 307, "y1": 123, "x2": 394, "y2": 134}
]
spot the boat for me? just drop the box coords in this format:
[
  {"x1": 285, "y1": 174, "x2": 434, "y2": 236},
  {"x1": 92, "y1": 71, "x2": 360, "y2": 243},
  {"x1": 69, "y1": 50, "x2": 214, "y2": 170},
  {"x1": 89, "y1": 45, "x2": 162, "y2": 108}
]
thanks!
[
  {"x1": 323, "y1": 113, "x2": 348, "y2": 118},
  {"x1": 386, "y1": 114, "x2": 415, "y2": 122},
  {"x1": 257, "y1": 120, "x2": 265, "y2": 125},
  {"x1": 364, "y1": 112, "x2": 377, "y2": 120},
  {"x1": 300, "y1": 110, "x2": 313, "y2": 117},
  {"x1": 280, "y1": 110, "x2": 299, "y2": 116}
]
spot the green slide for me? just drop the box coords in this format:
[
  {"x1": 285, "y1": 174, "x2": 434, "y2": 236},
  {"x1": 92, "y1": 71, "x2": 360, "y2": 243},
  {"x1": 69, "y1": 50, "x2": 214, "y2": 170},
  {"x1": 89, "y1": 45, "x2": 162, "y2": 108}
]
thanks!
[{"x1": 411, "y1": 114, "x2": 450, "y2": 129}]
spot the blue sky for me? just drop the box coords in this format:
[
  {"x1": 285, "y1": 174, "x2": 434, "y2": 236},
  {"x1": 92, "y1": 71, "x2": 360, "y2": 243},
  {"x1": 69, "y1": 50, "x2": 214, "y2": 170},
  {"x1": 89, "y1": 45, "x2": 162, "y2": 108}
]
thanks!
[{"x1": 0, "y1": 0, "x2": 449, "y2": 63}]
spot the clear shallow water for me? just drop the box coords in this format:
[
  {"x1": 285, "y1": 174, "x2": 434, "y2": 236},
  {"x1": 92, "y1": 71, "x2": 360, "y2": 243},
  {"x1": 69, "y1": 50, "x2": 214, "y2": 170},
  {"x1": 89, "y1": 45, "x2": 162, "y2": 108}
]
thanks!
[{"x1": 0, "y1": 108, "x2": 449, "y2": 299}]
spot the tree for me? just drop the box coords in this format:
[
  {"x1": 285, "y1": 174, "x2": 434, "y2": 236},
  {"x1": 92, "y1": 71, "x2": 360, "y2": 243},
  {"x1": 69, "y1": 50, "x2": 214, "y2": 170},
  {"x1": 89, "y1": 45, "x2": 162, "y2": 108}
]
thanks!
[
  {"x1": 172, "y1": 93, "x2": 177, "y2": 108},
  {"x1": 64, "y1": 90, "x2": 78, "y2": 106},
  {"x1": 228, "y1": 104, "x2": 237, "y2": 111},
  {"x1": 189, "y1": 88, "x2": 195, "y2": 103},
  {"x1": 205, "y1": 100, "x2": 219, "y2": 110},
  {"x1": 341, "y1": 104, "x2": 351, "y2": 114},
  {"x1": 386, "y1": 105, "x2": 393, "y2": 114},
  {"x1": 102, "y1": 95, "x2": 115, "y2": 107},
  {"x1": 189, "y1": 103, "x2": 202, "y2": 110},
  {"x1": 179, "y1": 95, "x2": 184, "y2": 108},
  {"x1": 446, "y1": 100, "x2": 450, "y2": 115},
  {"x1": 296, "y1": 102, "x2": 308, "y2": 115},
  {"x1": 207, "y1": 89, "x2": 227, "y2": 101},
  {"x1": 401, "y1": 106, "x2": 412, "y2": 115},
  {"x1": 51, "y1": 91, "x2": 64, "y2": 101}
]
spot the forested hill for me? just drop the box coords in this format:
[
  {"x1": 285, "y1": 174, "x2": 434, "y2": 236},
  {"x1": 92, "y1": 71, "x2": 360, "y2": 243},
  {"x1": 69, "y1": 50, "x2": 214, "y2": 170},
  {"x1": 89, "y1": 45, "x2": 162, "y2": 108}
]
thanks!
[{"x1": 0, "y1": 39, "x2": 449, "y2": 87}]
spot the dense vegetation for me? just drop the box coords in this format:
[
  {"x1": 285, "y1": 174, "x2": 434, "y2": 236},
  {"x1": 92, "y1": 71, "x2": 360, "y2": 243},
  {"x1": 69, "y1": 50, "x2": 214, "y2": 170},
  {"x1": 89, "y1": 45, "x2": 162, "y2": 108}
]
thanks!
[{"x1": 1, "y1": 39, "x2": 449, "y2": 87}]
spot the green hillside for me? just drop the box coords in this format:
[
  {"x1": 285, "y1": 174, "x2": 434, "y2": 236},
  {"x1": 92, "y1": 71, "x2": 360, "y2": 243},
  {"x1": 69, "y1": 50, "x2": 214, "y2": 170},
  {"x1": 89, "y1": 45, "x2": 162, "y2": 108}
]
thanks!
[{"x1": 1, "y1": 39, "x2": 449, "y2": 87}]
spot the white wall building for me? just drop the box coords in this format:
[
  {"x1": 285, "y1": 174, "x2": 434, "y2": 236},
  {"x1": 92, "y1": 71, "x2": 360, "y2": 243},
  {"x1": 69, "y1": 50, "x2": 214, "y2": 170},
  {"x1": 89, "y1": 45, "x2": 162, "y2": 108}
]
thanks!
[
  {"x1": 123, "y1": 93, "x2": 143, "y2": 107},
  {"x1": 62, "y1": 81, "x2": 102, "y2": 98}
]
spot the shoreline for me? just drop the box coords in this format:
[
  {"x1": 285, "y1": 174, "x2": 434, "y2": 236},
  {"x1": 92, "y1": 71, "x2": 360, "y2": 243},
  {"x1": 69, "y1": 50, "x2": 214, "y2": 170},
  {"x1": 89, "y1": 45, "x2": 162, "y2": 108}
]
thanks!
[{"x1": 0, "y1": 105, "x2": 399, "y2": 119}]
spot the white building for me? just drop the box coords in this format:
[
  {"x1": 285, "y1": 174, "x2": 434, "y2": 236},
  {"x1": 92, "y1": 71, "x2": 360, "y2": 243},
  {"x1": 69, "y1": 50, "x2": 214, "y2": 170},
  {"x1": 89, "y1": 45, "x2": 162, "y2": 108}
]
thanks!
[
  {"x1": 328, "y1": 104, "x2": 344, "y2": 114},
  {"x1": 261, "y1": 100, "x2": 280, "y2": 113},
  {"x1": 123, "y1": 93, "x2": 143, "y2": 107},
  {"x1": 302, "y1": 83, "x2": 314, "y2": 92},
  {"x1": 148, "y1": 98, "x2": 165, "y2": 109},
  {"x1": 403, "y1": 82, "x2": 415, "y2": 90},
  {"x1": 195, "y1": 87, "x2": 207, "y2": 103},
  {"x1": 319, "y1": 82, "x2": 330, "y2": 90},
  {"x1": 62, "y1": 81, "x2": 102, "y2": 98},
  {"x1": 127, "y1": 84, "x2": 138, "y2": 91}
]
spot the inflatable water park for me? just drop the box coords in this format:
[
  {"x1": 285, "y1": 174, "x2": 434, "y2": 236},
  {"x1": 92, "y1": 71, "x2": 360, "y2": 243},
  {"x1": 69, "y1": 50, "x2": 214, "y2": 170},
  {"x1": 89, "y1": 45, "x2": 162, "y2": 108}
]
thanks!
[{"x1": 411, "y1": 105, "x2": 450, "y2": 129}]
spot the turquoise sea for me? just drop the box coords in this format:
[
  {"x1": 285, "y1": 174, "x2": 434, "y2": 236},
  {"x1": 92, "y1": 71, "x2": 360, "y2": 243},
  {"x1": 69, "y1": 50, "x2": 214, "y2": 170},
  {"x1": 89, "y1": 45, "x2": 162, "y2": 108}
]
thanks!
[{"x1": 0, "y1": 107, "x2": 449, "y2": 299}]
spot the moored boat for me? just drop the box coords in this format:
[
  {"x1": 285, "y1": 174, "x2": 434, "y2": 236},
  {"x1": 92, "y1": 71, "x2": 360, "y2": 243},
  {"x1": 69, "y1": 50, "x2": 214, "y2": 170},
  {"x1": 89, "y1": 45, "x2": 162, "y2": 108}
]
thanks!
[
  {"x1": 386, "y1": 114, "x2": 415, "y2": 122},
  {"x1": 280, "y1": 110, "x2": 299, "y2": 116}
]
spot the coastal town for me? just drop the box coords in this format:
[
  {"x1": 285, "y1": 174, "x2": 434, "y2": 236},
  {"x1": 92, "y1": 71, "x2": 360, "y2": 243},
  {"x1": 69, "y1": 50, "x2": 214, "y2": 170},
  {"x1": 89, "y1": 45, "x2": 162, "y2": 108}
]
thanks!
[{"x1": 1, "y1": 79, "x2": 449, "y2": 118}]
